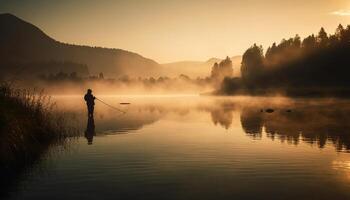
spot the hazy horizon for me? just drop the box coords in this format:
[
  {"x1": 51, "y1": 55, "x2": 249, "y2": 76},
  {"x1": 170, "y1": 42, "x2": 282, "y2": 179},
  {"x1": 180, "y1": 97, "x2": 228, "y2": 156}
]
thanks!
[
  {"x1": 3, "y1": 2, "x2": 350, "y2": 199},
  {"x1": 1, "y1": 0, "x2": 350, "y2": 63}
]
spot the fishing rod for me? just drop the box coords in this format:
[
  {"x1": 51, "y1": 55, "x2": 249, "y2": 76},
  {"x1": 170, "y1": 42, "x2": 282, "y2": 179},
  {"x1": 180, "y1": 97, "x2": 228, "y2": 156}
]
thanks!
[{"x1": 95, "y1": 97, "x2": 127, "y2": 114}]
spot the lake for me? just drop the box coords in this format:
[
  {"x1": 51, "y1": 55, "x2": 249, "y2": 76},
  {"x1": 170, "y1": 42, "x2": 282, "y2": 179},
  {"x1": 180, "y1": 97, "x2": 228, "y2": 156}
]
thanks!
[{"x1": 4, "y1": 96, "x2": 350, "y2": 200}]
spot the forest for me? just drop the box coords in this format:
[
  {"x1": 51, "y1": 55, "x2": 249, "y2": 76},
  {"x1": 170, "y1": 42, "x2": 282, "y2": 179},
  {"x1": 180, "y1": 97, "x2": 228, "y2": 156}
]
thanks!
[{"x1": 219, "y1": 24, "x2": 350, "y2": 96}]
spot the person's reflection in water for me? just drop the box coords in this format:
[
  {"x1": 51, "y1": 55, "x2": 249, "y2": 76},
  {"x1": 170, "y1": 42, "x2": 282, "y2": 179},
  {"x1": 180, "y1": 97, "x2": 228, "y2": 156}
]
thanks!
[{"x1": 85, "y1": 116, "x2": 95, "y2": 145}]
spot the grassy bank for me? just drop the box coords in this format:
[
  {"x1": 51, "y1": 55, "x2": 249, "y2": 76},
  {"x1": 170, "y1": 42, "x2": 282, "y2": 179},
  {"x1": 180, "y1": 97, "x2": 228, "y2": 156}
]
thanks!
[{"x1": 0, "y1": 82, "x2": 76, "y2": 197}]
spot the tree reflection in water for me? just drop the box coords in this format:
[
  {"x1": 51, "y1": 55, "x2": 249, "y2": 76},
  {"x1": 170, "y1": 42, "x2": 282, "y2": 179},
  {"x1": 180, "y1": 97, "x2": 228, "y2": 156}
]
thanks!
[
  {"x1": 240, "y1": 108, "x2": 263, "y2": 139},
  {"x1": 238, "y1": 102, "x2": 350, "y2": 152},
  {"x1": 210, "y1": 102, "x2": 235, "y2": 129}
]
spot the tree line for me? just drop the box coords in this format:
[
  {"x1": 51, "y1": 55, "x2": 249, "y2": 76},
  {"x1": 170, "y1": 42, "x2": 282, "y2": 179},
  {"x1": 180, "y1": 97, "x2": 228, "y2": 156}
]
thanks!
[
  {"x1": 220, "y1": 24, "x2": 350, "y2": 96},
  {"x1": 38, "y1": 71, "x2": 215, "y2": 88}
]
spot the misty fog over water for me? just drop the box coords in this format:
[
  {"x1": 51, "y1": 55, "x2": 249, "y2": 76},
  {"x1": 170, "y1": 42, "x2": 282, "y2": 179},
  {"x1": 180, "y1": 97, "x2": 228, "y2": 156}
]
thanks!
[
  {"x1": 4, "y1": 96, "x2": 350, "y2": 200},
  {"x1": 2, "y1": 5, "x2": 350, "y2": 199}
]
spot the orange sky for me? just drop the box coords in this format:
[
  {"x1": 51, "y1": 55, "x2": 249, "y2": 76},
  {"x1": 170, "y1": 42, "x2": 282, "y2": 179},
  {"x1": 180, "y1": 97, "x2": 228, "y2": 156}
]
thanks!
[{"x1": 1, "y1": 0, "x2": 350, "y2": 63}]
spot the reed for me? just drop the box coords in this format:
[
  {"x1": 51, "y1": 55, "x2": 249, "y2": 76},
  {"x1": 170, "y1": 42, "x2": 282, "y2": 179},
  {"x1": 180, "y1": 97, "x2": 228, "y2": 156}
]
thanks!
[{"x1": 0, "y1": 82, "x2": 77, "y2": 196}]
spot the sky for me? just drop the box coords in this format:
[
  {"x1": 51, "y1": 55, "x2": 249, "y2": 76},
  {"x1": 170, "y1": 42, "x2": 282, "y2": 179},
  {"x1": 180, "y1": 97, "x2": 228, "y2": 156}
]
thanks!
[{"x1": 1, "y1": 0, "x2": 350, "y2": 63}]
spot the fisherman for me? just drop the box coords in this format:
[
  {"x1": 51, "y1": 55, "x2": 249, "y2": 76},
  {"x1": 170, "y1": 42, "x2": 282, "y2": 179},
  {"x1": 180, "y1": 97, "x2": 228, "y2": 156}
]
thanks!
[{"x1": 84, "y1": 89, "x2": 96, "y2": 117}]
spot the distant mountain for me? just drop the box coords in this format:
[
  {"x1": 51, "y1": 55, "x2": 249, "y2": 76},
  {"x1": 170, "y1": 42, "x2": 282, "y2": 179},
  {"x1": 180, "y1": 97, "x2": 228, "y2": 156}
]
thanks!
[
  {"x1": 0, "y1": 13, "x2": 162, "y2": 78},
  {"x1": 162, "y1": 56, "x2": 242, "y2": 78}
]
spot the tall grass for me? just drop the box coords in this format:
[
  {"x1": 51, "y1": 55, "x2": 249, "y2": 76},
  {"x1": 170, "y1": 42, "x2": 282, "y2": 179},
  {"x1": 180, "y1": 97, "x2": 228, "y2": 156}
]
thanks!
[{"x1": 0, "y1": 82, "x2": 76, "y2": 197}]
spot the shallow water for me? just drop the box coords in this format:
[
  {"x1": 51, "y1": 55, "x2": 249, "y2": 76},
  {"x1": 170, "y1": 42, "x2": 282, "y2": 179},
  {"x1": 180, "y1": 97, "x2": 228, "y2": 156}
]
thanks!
[{"x1": 5, "y1": 96, "x2": 350, "y2": 199}]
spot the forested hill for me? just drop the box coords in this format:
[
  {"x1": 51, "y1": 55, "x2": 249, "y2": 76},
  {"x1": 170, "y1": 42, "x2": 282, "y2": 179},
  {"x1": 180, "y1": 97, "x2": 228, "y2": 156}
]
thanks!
[
  {"x1": 220, "y1": 24, "x2": 350, "y2": 96},
  {"x1": 0, "y1": 13, "x2": 162, "y2": 78}
]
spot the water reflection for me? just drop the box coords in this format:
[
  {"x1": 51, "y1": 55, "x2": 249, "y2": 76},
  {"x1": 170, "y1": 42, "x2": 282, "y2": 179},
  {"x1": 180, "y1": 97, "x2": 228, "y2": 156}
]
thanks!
[
  {"x1": 209, "y1": 101, "x2": 235, "y2": 129},
  {"x1": 238, "y1": 101, "x2": 350, "y2": 152},
  {"x1": 85, "y1": 116, "x2": 95, "y2": 145},
  {"x1": 94, "y1": 110, "x2": 160, "y2": 135},
  {"x1": 4, "y1": 96, "x2": 350, "y2": 200},
  {"x1": 240, "y1": 108, "x2": 263, "y2": 139},
  {"x1": 56, "y1": 96, "x2": 350, "y2": 152}
]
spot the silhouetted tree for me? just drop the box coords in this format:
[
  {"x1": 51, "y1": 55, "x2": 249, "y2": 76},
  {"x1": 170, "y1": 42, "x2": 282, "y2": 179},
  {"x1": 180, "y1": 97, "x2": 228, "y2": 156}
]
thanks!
[
  {"x1": 211, "y1": 62, "x2": 219, "y2": 78},
  {"x1": 317, "y1": 27, "x2": 329, "y2": 47},
  {"x1": 293, "y1": 34, "x2": 301, "y2": 48},
  {"x1": 335, "y1": 24, "x2": 344, "y2": 39},
  {"x1": 241, "y1": 44, "x2": 264, "y2": 83},
  {"x1": 302, "y1": 34, "x2": 317, "y2": 52},
  {"x1": 329, "y1": 35, "x2": 339, "y2": 47},
  {"x1": 220, "y1": 24, "x2": 350, "y2": 96},
  {"x1": 265, "y1": 42, "x2": 277, "y2": 61},
  {"x1": 341, "y1": 25, "x2": 350, "y2": 44},
  {"x1": 210, "y1": 57, "x2": 233, "y2": 82}
]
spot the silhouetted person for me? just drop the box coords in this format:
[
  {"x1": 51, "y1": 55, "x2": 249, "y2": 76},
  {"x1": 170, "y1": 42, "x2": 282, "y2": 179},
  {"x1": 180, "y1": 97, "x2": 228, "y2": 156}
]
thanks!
[
  {"x1": 85, "y1": 115, "x2": 95, "y2": 145},
  {"x1": 84, "y1": 89, "x2": 95, "y2": 117}
]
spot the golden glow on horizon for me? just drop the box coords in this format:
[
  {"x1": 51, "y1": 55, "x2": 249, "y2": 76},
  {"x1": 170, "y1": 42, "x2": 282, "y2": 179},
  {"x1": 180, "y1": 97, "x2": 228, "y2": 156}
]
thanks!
[
  {"x1": 331, "y1": 10, "x2": 350, "y2": 16},
  {"x1": 1, "y1": 0, "x2": 350, "y2": 62}
]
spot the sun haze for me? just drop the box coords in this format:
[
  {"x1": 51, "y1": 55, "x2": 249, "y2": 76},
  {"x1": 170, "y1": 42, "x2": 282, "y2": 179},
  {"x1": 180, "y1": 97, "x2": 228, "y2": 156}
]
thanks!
[{"x1": 1, "y1": 0, "x2": 350, "y2": 63}]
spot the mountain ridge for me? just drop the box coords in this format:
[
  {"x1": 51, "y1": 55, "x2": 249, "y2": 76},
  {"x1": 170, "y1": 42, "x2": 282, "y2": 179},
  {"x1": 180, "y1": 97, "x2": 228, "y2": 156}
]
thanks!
[
  {"x1": 162, "y1": 56, "x2": 242, "y2": 78},
  {"x1": 0, "y1": 13, "x2": 161, "y2": 78},
  {"x1": 0, "y1": 13, "x2": 241, "y2": 79}
]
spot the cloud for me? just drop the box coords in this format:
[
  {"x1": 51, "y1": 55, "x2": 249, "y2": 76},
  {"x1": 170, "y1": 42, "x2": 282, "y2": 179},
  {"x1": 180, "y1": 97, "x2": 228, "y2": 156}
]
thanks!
[{"x1": 330, "y1": 10, "x2": 350, "y2": 16}]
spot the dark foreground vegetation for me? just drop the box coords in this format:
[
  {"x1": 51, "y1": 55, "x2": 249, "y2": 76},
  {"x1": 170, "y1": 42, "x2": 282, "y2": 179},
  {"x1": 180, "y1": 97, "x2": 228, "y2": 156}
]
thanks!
[
  {"x1": 219, "y1": 24, "x2": 350, "y2": 96},
  {"x1": 0, "y1": 82, "x2": 76, "y2": 197}
]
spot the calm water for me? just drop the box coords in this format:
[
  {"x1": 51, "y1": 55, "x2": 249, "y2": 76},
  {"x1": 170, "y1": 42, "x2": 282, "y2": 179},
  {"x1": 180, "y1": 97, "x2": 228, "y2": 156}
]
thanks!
[{"x1": 5, "y1": 96, "x2": 350, "y2": 200}]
